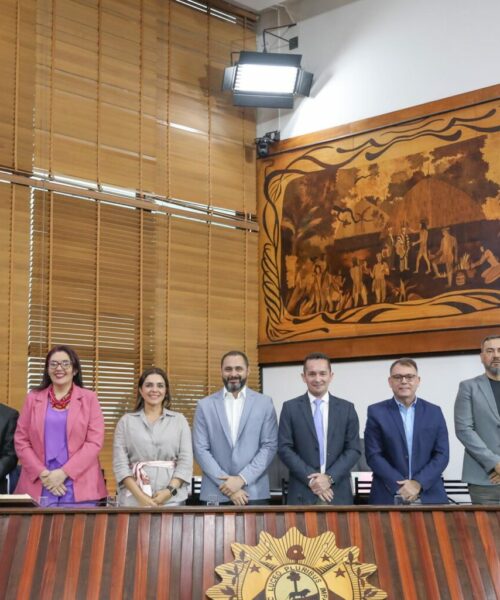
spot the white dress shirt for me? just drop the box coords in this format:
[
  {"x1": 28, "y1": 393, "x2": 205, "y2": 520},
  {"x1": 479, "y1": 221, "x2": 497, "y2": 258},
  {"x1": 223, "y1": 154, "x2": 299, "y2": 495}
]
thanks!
[
  {"x1": 308, "y1": 391, "x2": 329, "y2": 473},
  {"x1": 224, "y1": 386, "x2": 246, "y2": 445}
]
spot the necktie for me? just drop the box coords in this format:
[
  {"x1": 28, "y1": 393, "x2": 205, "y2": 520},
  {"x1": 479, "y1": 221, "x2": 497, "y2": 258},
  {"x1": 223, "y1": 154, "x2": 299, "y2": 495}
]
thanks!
[{"x1": 313, "y1": 399, "x2": 324, "y2": 466}]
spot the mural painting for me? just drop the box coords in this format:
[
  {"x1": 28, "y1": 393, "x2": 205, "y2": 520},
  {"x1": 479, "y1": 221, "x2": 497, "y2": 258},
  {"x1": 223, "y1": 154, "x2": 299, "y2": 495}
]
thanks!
[{"x1": 258, "y1": 99, "x2": 500, "y2": 347}]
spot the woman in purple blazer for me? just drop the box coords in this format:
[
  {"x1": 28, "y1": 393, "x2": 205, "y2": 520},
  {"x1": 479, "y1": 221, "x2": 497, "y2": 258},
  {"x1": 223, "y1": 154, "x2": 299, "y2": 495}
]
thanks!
[{"x1": 15, "y1": 345, "x2": 107, "y2": 506}]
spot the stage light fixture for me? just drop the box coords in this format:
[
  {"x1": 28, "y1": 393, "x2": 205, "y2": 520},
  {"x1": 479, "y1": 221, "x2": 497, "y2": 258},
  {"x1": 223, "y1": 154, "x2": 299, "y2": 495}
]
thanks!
[{"x1": 222, "y1": 22, "x2": 313, "y2": 110}]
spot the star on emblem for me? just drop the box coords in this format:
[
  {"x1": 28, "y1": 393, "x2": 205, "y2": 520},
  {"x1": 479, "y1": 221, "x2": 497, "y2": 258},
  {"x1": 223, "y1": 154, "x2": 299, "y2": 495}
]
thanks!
[
  {"x1": 335, "y1": 568, "x2": 345, "y2": 577},
  {"x1": 321, "y1": 554, "x2": 330, "y2": 562}
]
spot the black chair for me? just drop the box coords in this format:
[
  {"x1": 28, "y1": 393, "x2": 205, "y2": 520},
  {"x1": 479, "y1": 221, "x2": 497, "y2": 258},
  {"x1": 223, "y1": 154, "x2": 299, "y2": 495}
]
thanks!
[
  {"x1": 280, "y1": 478, "x2": 288, "y2": 505},
  {"x1": 443, "y1": 479, "x2": 471, "y2": 504},
  {"x1": 186, "y1": 476, "x2": 202, "y2": 505},
  {"x1": 353, "y1": 475, "x2": 372, "y2": 505}
]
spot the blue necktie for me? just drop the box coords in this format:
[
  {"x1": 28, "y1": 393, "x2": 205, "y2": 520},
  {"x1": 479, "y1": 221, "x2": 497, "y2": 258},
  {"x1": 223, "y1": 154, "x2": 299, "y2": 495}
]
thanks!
[{"x1": 313, "y1": 399, "x2": 324, "y2": 466}]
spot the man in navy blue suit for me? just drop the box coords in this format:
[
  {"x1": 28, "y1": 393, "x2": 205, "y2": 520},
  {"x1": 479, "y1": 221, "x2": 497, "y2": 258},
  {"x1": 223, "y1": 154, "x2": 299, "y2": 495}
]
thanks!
[{"x1": 364, "y1": 357, "x2": 449, "y2": 504}]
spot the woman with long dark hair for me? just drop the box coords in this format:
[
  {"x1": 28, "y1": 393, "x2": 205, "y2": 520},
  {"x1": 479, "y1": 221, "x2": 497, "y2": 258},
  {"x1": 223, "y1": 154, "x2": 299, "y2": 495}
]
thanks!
[
  {"x1": 14, "y1": 345, "x2": 107, "y2": 505},
  {"x1": 113, "y1": 367, "x2": 192, "y2": 507}
]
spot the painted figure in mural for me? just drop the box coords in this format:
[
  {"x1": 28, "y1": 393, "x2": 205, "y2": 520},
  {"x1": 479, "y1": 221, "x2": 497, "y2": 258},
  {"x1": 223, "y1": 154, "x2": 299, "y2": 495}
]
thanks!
[
  {"x1": 395, "y1": 225, "x2": 411, "y2": 272},
  {"x1": 371, "y1": 253, "x2": 390, "y2": 303},
  {"x1": 471, "y1": 245, "x2": 500, "y2": 284},
  {"x1": 364, "y1": 357, "x2": 449, "y2": 505},
  {"x1": 454, "y1": 335, "x2": 500, "y2": 505},
  {"x1": 326, "y1": 271, "x2": 346, "y2": 312},
  {"x1": 412, "y1": 220, "x2": 431, "y2": 274},
  {"x1": 381, "y1": 225, "x2": 396, "y2": 271},
  {"x1": 287, "y1": 259, "x2": 315, "y2": 315},
  {"x1": 349, "y1": 257, "x2": 368, "y2": 307},
  {"x1": 278, "y1": 352, "x2": 360, "y2": 505},
  {"x1": 432, "y1": 227, "x2": 458, "y2": 287},
  {"x1": 304, "y1": 264, "x2": 325, "y2": 314}
]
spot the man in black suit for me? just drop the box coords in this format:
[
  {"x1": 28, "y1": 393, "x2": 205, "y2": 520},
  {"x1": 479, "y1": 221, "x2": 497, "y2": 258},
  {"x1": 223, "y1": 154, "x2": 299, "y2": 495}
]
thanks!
[
  {"x1": 0, "y1": 403, "x2": 19, "y2": 493},
  {"x1": 278, "y1": 352, "x2": 360, "y2": 504}
]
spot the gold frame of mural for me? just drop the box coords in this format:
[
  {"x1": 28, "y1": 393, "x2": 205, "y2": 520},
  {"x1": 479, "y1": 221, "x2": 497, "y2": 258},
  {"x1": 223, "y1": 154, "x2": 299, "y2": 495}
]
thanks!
[{"x1": 258, "y1": 85, "x2": 500, "y2": 364}]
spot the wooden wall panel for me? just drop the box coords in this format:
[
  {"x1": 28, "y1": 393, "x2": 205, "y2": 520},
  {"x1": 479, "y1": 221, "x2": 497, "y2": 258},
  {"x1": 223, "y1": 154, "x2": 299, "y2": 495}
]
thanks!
[{"x1": 0, "y1": 507, "x2": 498, "y2": 599}]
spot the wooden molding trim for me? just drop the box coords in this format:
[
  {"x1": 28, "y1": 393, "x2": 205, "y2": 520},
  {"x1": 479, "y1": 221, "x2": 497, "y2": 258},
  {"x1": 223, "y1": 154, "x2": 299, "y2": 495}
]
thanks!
[
  {"x1": 265, "y1": 83, "x2": 500, "y2": 157},
  {"x1": 258, "y1": 327, "x2": 500, "y2": 365}
]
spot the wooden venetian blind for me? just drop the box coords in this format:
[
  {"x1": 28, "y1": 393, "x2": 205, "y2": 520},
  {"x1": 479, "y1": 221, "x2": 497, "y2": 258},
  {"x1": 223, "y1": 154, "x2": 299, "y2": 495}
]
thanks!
[
  {"x1": 0, "y1": 183, "x2": 30, "y2": 412},
  {"x1": 2, "y1": 0, "x2": 259, "y2": 490},
  {"x1": 28, "y1": 190, "x2": 157, "y2": 483},
  {"x1": 33, "y1": 0, "x2": 256, "y2": 210}
]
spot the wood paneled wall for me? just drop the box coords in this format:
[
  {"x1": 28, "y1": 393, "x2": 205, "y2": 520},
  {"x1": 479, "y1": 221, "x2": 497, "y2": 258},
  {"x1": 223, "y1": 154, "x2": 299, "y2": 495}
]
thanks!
[{"x1": 0, "y1": 506, "x2": 498, "y2": 599}]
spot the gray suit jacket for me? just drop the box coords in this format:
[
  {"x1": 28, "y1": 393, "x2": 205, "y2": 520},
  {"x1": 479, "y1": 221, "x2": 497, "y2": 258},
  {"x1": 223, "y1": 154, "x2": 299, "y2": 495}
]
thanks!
[
  {"x1": 192, "y1": 388, "x2": 278, "y2": 501},
  {"x1": 454, "y1": 374, "x2": 500, "y2": 485}
]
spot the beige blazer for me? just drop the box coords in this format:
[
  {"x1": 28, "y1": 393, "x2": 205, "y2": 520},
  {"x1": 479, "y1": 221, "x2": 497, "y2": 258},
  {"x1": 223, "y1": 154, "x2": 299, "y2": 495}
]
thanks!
[{"x1": 113, "y1": 408, "x2": 193, "y2": 506}]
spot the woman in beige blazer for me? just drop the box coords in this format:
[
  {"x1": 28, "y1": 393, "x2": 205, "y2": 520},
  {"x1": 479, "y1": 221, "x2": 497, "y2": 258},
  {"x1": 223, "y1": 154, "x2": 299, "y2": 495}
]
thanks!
[{"x1": 113, "y1": 367, "x2": 192, "y2": 507}]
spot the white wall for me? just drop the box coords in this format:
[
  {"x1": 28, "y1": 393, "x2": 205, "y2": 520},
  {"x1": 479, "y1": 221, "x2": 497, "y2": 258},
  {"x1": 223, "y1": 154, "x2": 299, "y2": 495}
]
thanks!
[
  {"x1": 263, "y1": 352, "x2": 484, "y2": 478},
  {"x1": 257, "y1": 0, "x2": 500, "y2": 138},
  {"x1": 258, "y1": 0, "x2": 499, "y2": 480}
]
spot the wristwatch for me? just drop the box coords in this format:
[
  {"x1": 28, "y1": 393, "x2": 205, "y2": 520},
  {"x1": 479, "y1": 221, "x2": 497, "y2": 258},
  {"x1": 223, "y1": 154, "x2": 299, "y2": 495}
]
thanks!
[{"x1": 167, "y1": 485, "x2": 178, "y2": 496}]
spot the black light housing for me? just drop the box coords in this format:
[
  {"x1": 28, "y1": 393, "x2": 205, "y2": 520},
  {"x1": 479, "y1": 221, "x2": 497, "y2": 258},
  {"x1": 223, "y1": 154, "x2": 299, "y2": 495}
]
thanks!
[{"x1": 222, "y1": 51, "x2": 313, "y2": 108}]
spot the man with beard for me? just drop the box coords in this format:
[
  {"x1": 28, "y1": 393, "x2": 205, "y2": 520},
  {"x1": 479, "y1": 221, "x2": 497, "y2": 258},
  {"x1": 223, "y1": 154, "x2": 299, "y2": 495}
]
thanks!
[
  {"x1": 193, "y1": 351, "x2": 278, "y2": 505},
  {"x1": 455, "y1": 335, "x2": 500, "y2": 504}
]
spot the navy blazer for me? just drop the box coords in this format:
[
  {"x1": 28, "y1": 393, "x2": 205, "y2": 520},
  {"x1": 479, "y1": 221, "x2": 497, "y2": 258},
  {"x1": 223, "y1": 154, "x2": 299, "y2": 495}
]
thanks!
[
  {"x1": 278, "y1": 393, "x2": 360, "y2": 505},
  {"x1": 364, "y1": 398, "x2": 449, "y2": 504},
  {"x1": 0, "y1": 403, "x2": 19, "y2": 494}
]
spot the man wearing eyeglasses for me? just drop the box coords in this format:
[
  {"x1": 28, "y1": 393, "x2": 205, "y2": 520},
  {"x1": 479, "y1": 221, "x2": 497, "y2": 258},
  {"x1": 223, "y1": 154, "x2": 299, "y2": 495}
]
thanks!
[
  {"x1": 454, "y1": 335, "x2": 500, "y2": 504},
  {"x1": 364, "y1": 358, "x2": 449, "y2": 504}
]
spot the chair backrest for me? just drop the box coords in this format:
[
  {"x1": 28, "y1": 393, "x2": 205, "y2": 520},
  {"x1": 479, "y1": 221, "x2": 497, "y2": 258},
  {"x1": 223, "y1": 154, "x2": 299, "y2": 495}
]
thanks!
[
  {"x1": 186, "y1": 476, "x2": 202, "y2": 505},
  {"x1": 443, "y1": 479, "x2": 471, "y2": 504},
  {"x1": 281, "y1": 478, "x2": 288, "y2": 505},
  {"x1": 353, "y1": 472, "x2": 372, "y2": 504}
]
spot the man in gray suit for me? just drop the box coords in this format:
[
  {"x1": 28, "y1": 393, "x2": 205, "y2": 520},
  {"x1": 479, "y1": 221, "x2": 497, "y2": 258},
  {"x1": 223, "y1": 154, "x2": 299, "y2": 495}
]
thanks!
[
  {"x1": 193, "y1": 351, "x2": 278, "y2": 505},
  {"x1": 278, "y1": 352, "x2": 360, "y2": 505},
  {"x1": 455, "y1": 335, "x2": 500, "y2": 504}
]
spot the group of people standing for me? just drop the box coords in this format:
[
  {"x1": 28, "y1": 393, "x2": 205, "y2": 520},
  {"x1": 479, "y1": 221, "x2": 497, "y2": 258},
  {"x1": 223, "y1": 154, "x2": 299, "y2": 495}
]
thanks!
[{"x1": 1, "y1": 336, "x2": 499, "y2": 507}]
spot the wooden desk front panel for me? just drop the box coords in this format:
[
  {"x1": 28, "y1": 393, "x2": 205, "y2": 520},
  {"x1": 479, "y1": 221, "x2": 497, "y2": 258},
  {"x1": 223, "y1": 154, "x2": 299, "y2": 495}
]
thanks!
[{"x1": 0, "y1": 507, "x2": 498, "y2": 599}]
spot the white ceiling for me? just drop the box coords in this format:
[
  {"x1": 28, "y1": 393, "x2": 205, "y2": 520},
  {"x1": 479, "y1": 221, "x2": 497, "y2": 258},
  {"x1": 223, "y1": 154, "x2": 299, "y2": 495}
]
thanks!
[
  {"x1": 226, "y1": 0, "x2": 358, "y2": 19},
  {"x1": 227, "y1": 0, "x2": 280, "y2": 13}
]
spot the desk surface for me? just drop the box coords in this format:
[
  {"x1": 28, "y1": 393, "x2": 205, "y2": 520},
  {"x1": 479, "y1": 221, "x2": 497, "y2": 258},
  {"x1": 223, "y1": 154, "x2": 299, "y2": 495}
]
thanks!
[{"x1": 0, "y1": 505, "x2": 498, "y2": 599}]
